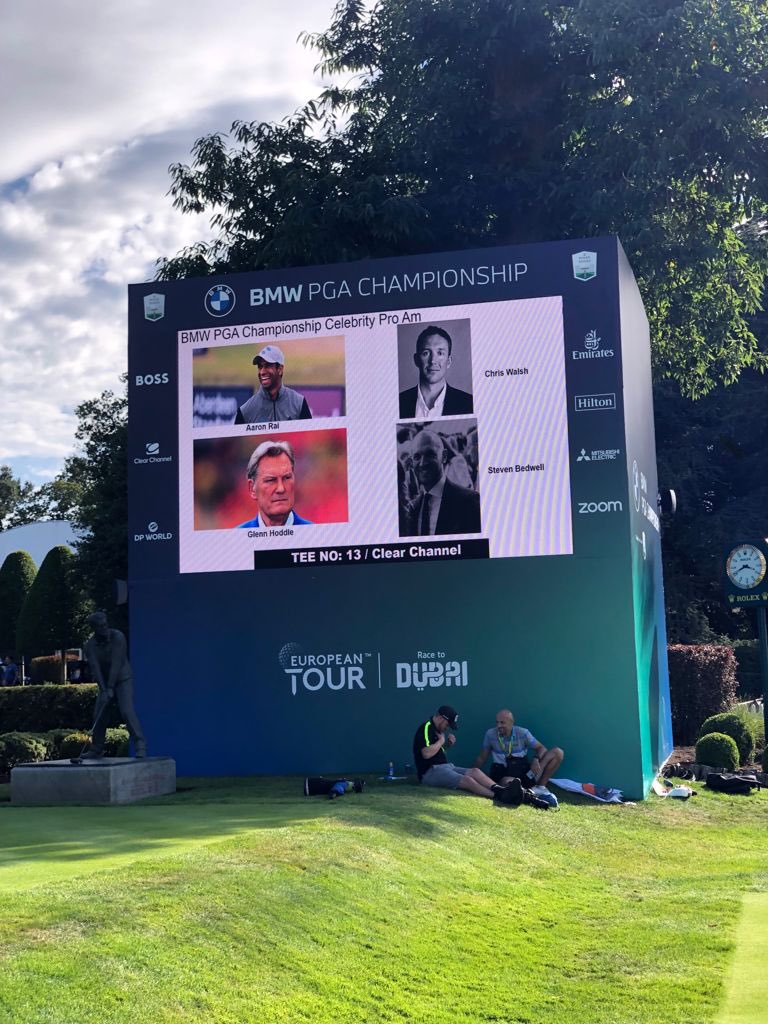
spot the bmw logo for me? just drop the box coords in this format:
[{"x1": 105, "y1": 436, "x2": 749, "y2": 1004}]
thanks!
[{"x1": 204, "y1": 284, "x2": 236, "y2": 317}]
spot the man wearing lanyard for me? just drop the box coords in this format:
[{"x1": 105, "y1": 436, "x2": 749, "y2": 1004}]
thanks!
[
  {"x1": 413, "y1": 704, "x2": 514, "y2": 801},
  {"x1": 474, "y1": 709, "x2": 564, "y2": 801}
]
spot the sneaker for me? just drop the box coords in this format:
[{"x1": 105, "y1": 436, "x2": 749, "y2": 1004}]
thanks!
[
  {"x1": 495, "y1": 779, "x2": 524, "y2": 805},
  {"x1": 531, "y1": 785, "x2": 559, "y2": 809}
]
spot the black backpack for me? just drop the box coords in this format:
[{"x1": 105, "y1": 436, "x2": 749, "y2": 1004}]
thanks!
[
  {"x1": 705, "y1": 772, "x2": 759, "y2": 795},
  {"x1": 304, "y1": 776, "x2": 365, "y2": 797}
]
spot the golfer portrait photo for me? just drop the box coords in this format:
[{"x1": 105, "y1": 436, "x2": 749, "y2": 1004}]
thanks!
[{"x1": 398, "y1": 319, "x2": 474, "y2": 419}]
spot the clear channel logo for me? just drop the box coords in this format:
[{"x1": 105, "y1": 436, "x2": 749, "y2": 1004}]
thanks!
[
  {"x1": 577, "y1": 499, "x2": 623, "y2": 514},
  {"x1": 134, "y1": 520, "x2": 173, "y2": 542},
  {"x1": 278, "y1": 643, "x2": 373, "y2": 696},
  {"x1": 572, "y1": 329, "x2": 614, "y2": 360},
  {"x1": 133, "y1": 442, "x2": 173, "y2": 466},
  {"x1": 204, "y1": 284, "x2": 236, "y2": 317}
]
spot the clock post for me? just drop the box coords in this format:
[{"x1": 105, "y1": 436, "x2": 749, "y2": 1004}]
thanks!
[{"x1": 723, "y1": 540, "x2": 768, "y2": 741}]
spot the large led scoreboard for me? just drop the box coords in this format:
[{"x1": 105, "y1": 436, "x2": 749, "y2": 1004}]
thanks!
[{"x1": 128, "y1": 237, "x2": 672, "y2": 797}]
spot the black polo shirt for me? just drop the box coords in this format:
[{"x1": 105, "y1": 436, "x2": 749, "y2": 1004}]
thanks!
[{"x1": 413, "y1": 719, "x2": 447, "y2": 780}]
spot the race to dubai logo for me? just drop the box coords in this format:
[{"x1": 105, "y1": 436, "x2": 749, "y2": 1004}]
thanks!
[{"x1": 572, "y1": 251, "x2": 597, "y2": 282}]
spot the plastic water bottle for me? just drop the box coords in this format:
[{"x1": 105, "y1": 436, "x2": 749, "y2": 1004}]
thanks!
[{"x1": 387, "y1": 761, "x2": 395, "y2": 779}]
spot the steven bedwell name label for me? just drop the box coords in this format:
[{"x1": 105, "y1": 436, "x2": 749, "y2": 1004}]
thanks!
[{"x1": 487, "y1": 463, "x2": 544, "y2": 474}]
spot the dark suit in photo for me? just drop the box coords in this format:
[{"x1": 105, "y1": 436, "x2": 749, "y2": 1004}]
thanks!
[
  {"x1": 403, "y1": 479, "x2": 481, "y2": 537},
  {"x1": 399, "y1": 384, "x2": 474, "y2": 419}
]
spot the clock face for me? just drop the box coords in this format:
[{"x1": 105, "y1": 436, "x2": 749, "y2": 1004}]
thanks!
[{"x1": 726, "y1": 544, "x2": 767, "y2": 589}]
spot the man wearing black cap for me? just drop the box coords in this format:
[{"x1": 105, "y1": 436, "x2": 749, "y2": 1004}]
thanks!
[
  {"x1": 413, "y1": 705, "x2": 509, "y2": 799},
  {"x1": 234, "y1": 344, "x2": 313, "y2": 423}
]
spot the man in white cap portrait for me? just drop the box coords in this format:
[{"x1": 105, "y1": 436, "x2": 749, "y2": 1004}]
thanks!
[{"x1": 234, "y1": 344, "x2": 312, "y2": 423}]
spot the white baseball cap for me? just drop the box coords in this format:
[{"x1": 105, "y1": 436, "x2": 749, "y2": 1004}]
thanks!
[{"x1": 253, "y1": 345, "x2": 285, "y2": 365}]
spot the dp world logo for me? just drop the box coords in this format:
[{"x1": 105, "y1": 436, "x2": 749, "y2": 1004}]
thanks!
[{"x1": 204, "y1": 284, "x2": 236, "y2": 317}]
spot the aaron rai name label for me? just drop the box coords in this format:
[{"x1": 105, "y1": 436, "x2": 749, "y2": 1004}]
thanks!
[{"x1": 488, "y1": 462, "x2": 545, "y2": 474}]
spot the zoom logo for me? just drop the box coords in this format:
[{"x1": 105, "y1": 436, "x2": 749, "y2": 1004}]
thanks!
[
  {"x1": 578, "y1": 499, "x2": 623, "y2": 514},
  {"x1": 135, "y1": 373, "x2": 170, "y2": 386}
]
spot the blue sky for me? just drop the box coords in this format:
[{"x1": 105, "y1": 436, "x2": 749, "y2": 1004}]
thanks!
[{"x1": 0, "y1": 0, "x2": 336, "y2": 484}]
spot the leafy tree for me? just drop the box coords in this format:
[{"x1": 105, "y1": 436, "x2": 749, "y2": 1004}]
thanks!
[
  {"x1": 65, "y1": 386, "x2": 128, "y2": 632},
  {"x1": 0, "y1": 551, "x2": 37, "y2": 657},
  {"x1": 655, "y1": 369, "x2": 768, "y2": 642},
  {"x1": 0, "y1": 466, "x2": 34, "y2": 530},
  {"x1": 160, "y1": 0, "x2": 768, "y2": 395},
  {"x1": 4, "y1": 477, "x2": 82, "y2": 529},
  {"x1": 16, "y1": 546, "x2": 85, "y2": 667}
]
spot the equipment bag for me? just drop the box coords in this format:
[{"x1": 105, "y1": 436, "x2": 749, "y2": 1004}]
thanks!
[
  {"x1": 304, "y1": 776, "x2": 365, "y2": 797},
  {"x1": 705, "y1": 772, "x2": 758, "y2": 795}
]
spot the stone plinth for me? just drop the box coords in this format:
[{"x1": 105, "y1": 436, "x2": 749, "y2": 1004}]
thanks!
[{"x1": 10, "y1": 757, "x2": 176, "y2": 806}]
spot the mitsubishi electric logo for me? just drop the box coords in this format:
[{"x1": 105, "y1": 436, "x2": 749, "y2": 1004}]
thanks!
[
  {"x1": 204, "y1": 284, "x2": 236, "y2": 317},
  {"x1": 572, "y1": 329, "x2": 614, "y2": 361},
  {"x1": 278, "y1": 643, "x2": 372, "y2": 696},
  {"x1": 576, "y1": 447, "x2": 620, "y2": 462}
]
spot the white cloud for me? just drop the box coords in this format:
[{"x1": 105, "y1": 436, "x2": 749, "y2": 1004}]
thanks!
[{"x1": 0, "y1": 0, "x2": 337, "y2": 484}]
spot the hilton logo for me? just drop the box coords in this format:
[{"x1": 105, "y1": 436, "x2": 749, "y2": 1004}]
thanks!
[{"x1": 574, "y1": 393, "x2": 616, "y2": 412}]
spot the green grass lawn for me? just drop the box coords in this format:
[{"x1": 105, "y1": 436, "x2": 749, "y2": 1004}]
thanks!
[{"x1": 0, "y1": 777, "x2": 766, "y2": 1024}]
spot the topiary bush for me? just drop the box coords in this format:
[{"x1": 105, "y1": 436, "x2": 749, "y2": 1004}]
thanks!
[
  {"x1": 695, "y1": 732, "x2": 739, "y2": 772},
  {"x1": 0, "y1": 732, "x2": 49, "y2": 772},
  {"x1": 104, "y1": 728, "x2": 130, "y2": 756},
  {"x1": 699, "y1": 712, "x2": 754, "y2": 765},
  {"x1": 0, "y1": 684, "x2": 118, "y2": 732},
  {"x1": 668, "y1": 645, "x2": 738, "y2": 745},
  {"x1": 57, "y1": 732, "x2": 91, "y2": 759},
  {"x1": 55, "y1": 728, "x2": 130, "y2": 759}
]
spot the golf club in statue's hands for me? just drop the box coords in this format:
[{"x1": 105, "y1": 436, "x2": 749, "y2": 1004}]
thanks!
[{"x1": 70, "y1": 611, "x2": 146, "y2": 763}]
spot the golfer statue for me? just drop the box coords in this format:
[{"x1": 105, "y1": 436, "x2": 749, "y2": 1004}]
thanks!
[{"x1": 74, "y1": 611, "x2": 146, "y2": 761}]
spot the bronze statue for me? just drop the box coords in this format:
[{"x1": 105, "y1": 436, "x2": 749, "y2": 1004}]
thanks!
[{"x1": 72, "y1": 611, "x2": 146, "y2": 762}]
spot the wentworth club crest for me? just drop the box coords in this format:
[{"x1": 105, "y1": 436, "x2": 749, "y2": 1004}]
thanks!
[
  {"x1": 572, "y1": 251, "x2": 597, "y2": 281},
  {"x1": 143, "y1": 293, "x2": 165, "y2": 321}
]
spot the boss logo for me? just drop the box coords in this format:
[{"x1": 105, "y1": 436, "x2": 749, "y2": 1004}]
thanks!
[{"x1": 135, "y1": 373, "x2": 170, "y2": 386}]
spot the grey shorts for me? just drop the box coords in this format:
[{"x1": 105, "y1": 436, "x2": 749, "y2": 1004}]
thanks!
[{"x1": 421, "y1": 763, "x2": 468, "y2": 790}]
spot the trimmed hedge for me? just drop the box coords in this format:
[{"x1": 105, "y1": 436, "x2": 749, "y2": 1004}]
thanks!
[
  {"x1": 0, "y1": 732, "x2": 49, "y2": 772},
  {"x1": 0, "y1": 728, "x2": 130, "y2": 771},
  {"x1": 695, "y1": 732, "x2": 740, "y2": 772},
  {"x1": 699, "y1": 712, "x2": 754, "y2": 765},
  {"x1": 0, "y1": 684, "x2": 120, "y2": 732},
  {"x1": 668, "y1": 645, "x2": 738, "y2": 745}
]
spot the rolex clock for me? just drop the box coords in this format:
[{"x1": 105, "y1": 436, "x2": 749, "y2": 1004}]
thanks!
[
  {"x1": 723, "y1": 540, "x2": 768, "y2": 605},
  {"x1": 726, "y1": 544, "x2": 767, "y2": 589}
]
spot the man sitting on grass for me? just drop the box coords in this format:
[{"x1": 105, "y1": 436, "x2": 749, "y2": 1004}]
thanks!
[
  {"x1": 413, "y1": 704, "x2": 517, "y2": 802},
  {"x1": 474, "y1": 708, "x2": 563, "y2": 806}
]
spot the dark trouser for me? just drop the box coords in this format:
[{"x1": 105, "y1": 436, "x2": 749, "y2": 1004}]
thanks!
[
  {"x1": 90, "y1": 680, "x2": 145, "y2": 754},
  {"x1": 490, "y1": 758, "x2": 534, "y2": 787}
]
